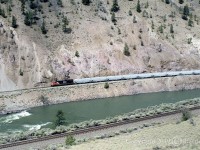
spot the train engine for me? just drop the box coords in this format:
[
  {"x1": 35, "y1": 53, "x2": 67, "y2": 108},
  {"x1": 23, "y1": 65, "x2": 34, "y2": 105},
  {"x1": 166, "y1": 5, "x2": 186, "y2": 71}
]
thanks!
[{"x1": 51, "y1": 79, "x2": 74, "y2": 87}]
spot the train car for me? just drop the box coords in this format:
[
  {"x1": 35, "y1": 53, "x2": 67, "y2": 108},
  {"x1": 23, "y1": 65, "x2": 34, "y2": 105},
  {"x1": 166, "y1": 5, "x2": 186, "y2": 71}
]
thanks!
[{"x1": 51, "y1": 79, "x2": 74, "y2": 86}]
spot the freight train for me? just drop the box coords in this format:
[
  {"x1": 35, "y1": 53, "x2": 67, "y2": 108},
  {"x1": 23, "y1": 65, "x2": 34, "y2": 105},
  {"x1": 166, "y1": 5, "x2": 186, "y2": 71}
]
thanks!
[{"x1": 50, "y1": 70, "x2": 200, "y2": 87}]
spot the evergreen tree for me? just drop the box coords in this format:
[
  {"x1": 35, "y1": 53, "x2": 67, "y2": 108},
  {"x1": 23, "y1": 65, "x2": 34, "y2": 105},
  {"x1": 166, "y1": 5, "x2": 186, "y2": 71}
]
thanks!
[
  {"x1": 12, "y1": 16, "x2": 18, "y2": 28},
  {"x1": 151, "y1": 21, "x2": 154, "y2": 30},
  {"x1": 183, "y1": 5, "x2": 189, "y2": 16},
  {"x1": 129, "y1": 10, "x2": 132, "y2": 16},
  {"x1": 145, "y1": 1, "x2": 149, "y2": 8},
  {"x1": 111, "y1": 13, "x2": 116, "y2": 24},
  {"x1": 57, "y1": 0, "x2": 63, "y2": 7},
  {"x1": 124, "y1": 43, "x2": 130, "y2": 56},
  {"x1": 165, "y1": 0, "x2": 170, "y2": 4},
  {"x1": 133, "y1": 15, "x2": 137, "y2": 23},
  {"x1": 188, "y1": 19, "x2": 193, "y2": 27},
  {"x1": 159, "y1": 25, "x2": 163, "y2": 33},
  {"x1": 111, "y1": 0, "x2": 119, "y2": 12},
  {"x1": 75, "y1": 51, "x2": 79, "y2": 57},
  {"x1": 1, "y1": 8, "x2": 7, "y2": 18},
  {"x1": 179, "y1": 0, "x2": 184, "y2": 4},
  {"x1": 62, "y1": 16, "x2": 69, "y2": 26},
  {"x1": 182, "y1": 4, "x2": 189, "y2": 20},
  {"x1": 82, "y1": 0, "x2": 90, "y2": 5},
  {"x1": 21, "y1": 0, "x2": 25, "y2": 14},
  {"x1": 62, "y1": 16, "x2": 71, "y2": 33},
  {"x1": 41, "y1": 19, "x2": 47, "y2": 34},
  {"x1": 170, "y1": 24, "x2": 174, "y2": 33},
  {"x1": 136, "y1": 0, "x2": 141, "y2": 13},
  {"x1": 24, "y1": 11, "x2": 33, "y2": 26},
  {"x1": 55, "y1": 110, "x2": 66, "y2": 127}
]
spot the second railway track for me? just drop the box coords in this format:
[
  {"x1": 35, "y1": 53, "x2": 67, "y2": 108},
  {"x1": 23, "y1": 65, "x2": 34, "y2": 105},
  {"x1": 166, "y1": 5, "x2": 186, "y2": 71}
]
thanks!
[{"x1": 0, "y1": 105, "x2": 200, "y2": 149}]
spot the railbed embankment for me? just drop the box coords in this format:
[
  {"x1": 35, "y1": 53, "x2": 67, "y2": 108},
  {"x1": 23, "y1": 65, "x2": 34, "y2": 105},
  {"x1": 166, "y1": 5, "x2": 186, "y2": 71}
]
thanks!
[{"x1": 1, "y1": 75, "x2": 200, "y2": 114}]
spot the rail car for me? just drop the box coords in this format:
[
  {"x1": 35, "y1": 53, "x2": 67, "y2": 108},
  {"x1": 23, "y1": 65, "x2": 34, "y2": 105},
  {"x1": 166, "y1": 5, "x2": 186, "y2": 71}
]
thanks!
[{"x1": 50, "y1": 70, "x2": 200, "y2": 87}]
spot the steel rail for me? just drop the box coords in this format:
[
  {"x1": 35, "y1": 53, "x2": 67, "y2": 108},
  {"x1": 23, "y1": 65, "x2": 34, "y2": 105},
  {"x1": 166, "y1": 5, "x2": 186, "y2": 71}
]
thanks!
[{"x1": 0, "y1": 105, "x2": 200, "y2": 149}]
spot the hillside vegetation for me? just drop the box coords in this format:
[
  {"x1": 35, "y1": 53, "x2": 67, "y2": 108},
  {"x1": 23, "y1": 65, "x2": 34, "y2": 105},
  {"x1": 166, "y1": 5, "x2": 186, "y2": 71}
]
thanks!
[{"x1": 1, "y1": 0, "x2": 200, "y2": 90}]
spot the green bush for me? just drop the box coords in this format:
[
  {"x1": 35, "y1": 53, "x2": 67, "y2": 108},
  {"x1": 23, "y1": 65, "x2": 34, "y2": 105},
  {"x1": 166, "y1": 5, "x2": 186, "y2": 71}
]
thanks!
[
  {"x1": 104, "y1": 82, "x2": 109, "y2": 89},
  {"x1": 181, "y1": 109, "x2": 191, "y2": 121},
  {"x1": 65, "y1": 135, "x2": 75, "y2": 146}
]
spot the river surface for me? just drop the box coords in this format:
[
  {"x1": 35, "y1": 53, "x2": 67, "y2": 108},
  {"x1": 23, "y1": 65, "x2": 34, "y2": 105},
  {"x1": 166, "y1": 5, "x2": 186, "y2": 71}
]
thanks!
[{"x1": 1, "y1": 89, "x2": 200, "y2": 134}]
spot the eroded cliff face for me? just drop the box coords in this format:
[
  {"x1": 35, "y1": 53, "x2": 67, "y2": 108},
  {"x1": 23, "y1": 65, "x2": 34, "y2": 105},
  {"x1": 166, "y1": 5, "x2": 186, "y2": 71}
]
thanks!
[
  {"x1": 1, "y1": 0, "x2": 200, "y2": 91},
  {"x1": 0, "y1": 21, "x2": 49, "y2": 91}
]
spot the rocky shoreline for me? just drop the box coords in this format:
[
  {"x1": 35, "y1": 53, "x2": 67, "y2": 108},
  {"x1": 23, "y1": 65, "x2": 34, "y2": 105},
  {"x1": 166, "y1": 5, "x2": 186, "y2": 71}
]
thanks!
[{"x1": 1, "y1": 75, "x2": 200, "y2": 115}]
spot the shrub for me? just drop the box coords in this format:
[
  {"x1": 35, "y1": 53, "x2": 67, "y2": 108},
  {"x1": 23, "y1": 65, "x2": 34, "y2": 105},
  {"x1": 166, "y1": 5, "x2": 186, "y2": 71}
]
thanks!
[
  {"x1": 65, "y1": 135, "x2": 75, "y2": 145},
  {"x1": 129, "y1": 10, "x2": 132, "y2": 16},
  {"x1": 12, "y1": 16, "x2": 18, "y2": 28},
  {"x1": 82, "y1": 0, "x2": 90, "y2": 5},
  {"x1": 104, "y1": 82, "x2": 109, "y2": 89},
  {"x1": 181, "y1": 109, "x2": 191, "y2": 121},
  {"x1": 75, "y1": 51, "x2": 80, "y2": 57},
  {"x1": 111, "y1": 0, "x2": 120, "y2": 12},
  {"x1": 136, "y1": 0, "x2": 141, "y2": 13},
  {"x1": 19, "y1": 69, "x2": 23, "y2": 76},
  {"x1": 124, "y1": 43, "x2": 130, "y2": 56},
  {"x1": 39, "y1": 95, "x2": 49, "y2": 105}
]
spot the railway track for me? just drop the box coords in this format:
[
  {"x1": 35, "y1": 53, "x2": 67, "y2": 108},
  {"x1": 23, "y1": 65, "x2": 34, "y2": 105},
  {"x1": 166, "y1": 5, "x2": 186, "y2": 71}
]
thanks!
[
  {"x1": 1, "y1": 70, "x2": 200, "y2": 94},
  {"x1": 0, "y1": 105, "x2": 200, "y2": 149}
]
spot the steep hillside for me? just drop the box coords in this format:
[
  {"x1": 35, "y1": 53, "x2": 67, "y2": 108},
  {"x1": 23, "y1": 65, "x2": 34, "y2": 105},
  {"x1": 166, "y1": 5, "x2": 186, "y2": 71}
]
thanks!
[{"x1": 1, "y1": 0, "x2": 200, "y2": 91}]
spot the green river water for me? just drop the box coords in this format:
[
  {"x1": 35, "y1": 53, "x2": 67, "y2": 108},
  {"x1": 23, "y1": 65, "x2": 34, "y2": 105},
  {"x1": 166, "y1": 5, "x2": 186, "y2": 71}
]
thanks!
[{"x1": 1, "y1": 89, "x2": 200, "y2": 134}]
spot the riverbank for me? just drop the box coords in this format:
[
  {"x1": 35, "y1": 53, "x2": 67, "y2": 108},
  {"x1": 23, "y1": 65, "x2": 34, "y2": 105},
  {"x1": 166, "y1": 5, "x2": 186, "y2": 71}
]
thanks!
[
  {"x1": 1, "y1": 75, "x2": 200, "y2": 114},
  {"x1": 3, "y1": 103, "x2": 200, "y2": 150}
]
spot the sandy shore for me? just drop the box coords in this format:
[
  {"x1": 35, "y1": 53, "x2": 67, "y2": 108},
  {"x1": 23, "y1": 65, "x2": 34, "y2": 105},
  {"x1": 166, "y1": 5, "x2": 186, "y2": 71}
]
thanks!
[{"x1": 1, "y1": 75, "x2": 200, "y2": 114}]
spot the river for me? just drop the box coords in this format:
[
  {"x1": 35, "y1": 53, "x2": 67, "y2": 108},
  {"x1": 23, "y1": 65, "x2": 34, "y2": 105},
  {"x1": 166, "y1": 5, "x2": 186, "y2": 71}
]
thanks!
[{"x1": 1, "y1": 89, "x2": 200, "y2": 134}]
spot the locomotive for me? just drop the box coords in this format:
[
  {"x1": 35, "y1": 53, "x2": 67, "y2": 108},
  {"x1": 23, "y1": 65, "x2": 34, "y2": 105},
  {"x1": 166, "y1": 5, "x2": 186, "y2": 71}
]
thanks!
[{"x1": 51, "y1": 79, "x2": 74, "y2": 86}]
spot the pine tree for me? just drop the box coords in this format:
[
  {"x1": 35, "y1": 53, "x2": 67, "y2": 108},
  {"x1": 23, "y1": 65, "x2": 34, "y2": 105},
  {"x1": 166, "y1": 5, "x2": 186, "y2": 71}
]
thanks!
[
  {"x1": 12, "y1": 16, "x2": 18, "y2": 28},
  {"x1": 62, "y1": 16, "x2": 70, "y2": 33},
  {"x1": 183, "y1": 5, "x2": 189, "y2": 16},
  {"x1": 111, "y1": 0, "x2": 120, "y2": 12},
  {"x1": 151, "y1": 21, "x2": 154, "y2": 30},
  {"x1": 179, "y1": 0, "x2": 184, "y2": 4},
  {"x1": 21, "y1": 0, "x2": 25, "y2": 14},
  {"x1": 75, "y1": 51, "x2": 79, "y2": 57},
  {"x1": 133, "y1": 15, "x2": 137, "y2": 23},
  {"x1": 188, "y1": 19, "x2": 193, "y2": 27},
  {"x1": 1, "y1": 8, "x2": 7, "y2": 18},
  {"x1": 124, "y1": 43, "x2": 130, "y2": 56},
  {"x1": 182, "y1": 4, "x2": 189, "y2": 20},
  {"x1": 170, "y1": 24, "x2": 174, "y2": 33},
  {"x1": 145, "y1": 1, "x2": 149, "y2": 8},
  {"x1": 129, "y1": 10, "x2": 132, "y2": 16},
  {"x1": 24, "y1": 11, "x2": 33, "y2": 26},
  {"x1": 41, "y1": 19, "x2": 47, "y2": 34},
  {"x1": 57, "y1": 0, "x2": 63, "y2": 7},
  {"x1": 165, "y1": 0, "x2": 170, "y2": 4},
  {"x1": 159, "y1": 25, "x2": 163, "y2": 33},
  {"x1": 55, "y1": 110, "x2": 66, "y2": 127},
  {"x1": 136, "y1": 0, "x2": 141, "y2": 13},
  {"x1": 82, "y1": 0, "x2": 90, "y2": 5},
  {"x1": 111, "y1": 13, "x2": 116, "y2": 24}
]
